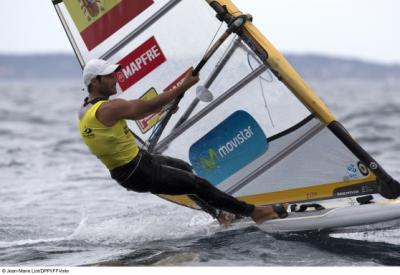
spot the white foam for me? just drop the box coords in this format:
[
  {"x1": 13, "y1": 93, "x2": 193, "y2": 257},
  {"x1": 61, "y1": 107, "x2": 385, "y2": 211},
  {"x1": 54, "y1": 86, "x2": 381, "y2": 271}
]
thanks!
[{"x1": 67, "y1": 204, "x2": 220, "y2": 245}]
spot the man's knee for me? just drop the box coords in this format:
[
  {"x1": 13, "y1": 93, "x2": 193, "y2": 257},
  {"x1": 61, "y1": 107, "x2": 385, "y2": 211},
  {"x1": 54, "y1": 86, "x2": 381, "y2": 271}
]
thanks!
[
  {"x1": 163, "y1": 155, "x2": 193, "y2": 172},
  {"x1": 177, "y1": 160, "x2": 193, "y2": 172}
]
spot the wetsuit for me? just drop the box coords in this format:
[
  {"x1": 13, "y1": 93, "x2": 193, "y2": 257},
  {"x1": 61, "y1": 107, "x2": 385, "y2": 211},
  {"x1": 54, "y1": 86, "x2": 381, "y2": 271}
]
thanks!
[{"x1": 78, "y1": 98, "x2": 255, "y2": 217}]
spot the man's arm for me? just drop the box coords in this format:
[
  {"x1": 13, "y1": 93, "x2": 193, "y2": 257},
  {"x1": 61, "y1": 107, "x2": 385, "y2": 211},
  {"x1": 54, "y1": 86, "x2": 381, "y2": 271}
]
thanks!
[{"x1": 97, "y1": 68, "x2": 199, "y2": 127}]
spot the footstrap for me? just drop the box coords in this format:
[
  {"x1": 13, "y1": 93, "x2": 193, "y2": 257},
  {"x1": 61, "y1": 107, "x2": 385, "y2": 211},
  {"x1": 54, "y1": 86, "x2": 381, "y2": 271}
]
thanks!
[{"x1": 273, "y1": 204, "x2": 288, "y2": 219}]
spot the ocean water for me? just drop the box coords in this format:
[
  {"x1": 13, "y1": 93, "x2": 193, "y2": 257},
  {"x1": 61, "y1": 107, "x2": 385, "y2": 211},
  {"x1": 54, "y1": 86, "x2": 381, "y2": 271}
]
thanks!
[{"x1": 1, "y1": 77, "x2": 400, "y2": 266}]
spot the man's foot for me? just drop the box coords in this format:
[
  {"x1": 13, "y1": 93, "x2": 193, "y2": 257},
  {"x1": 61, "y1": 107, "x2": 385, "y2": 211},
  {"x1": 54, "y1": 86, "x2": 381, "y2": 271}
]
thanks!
[
  {"x1": 217, "y1": 211, "x2": 237, "y2": 228},
  {"x1": 250, "y1": 204, "x2": 288, "y2": 224}
]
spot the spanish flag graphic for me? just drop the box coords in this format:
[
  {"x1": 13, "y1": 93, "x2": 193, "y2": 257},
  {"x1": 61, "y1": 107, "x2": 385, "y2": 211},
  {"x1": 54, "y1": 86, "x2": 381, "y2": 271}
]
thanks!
[{"x1": 64, "y1": 0, "x2": 154, "y2": 50}]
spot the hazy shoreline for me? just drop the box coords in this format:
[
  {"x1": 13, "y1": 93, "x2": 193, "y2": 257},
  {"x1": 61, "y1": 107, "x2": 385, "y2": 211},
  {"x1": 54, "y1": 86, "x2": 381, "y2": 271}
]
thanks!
[{"x1": 1, "y1": 53, "x2": 400, "y2": 80}]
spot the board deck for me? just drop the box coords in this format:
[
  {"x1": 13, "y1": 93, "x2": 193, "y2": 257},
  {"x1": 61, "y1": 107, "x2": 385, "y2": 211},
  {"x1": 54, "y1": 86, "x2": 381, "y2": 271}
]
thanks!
[{"x1": 257, "y1": 200, "x2": 400, "y2": 233}]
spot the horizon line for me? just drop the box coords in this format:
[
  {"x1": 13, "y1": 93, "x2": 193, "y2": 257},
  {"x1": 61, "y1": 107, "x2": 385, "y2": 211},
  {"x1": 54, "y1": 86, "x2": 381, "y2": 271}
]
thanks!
[{"x1": 0, "y1": 51, "x2": 399, "y2": 66}]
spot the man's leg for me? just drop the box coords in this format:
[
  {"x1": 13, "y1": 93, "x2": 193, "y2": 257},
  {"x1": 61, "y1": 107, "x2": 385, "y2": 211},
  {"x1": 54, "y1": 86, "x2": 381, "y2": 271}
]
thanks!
[
  {"x1": 141, "y1": 151, "x2": 285, "y2": 224},
  {"x1": 151, "y1": 153, "x2": 223, "y2": 218},
  {"x1": 151, "y1": 153, "x2": 193, "y2": 172},
  {"x1": 150, "y1": 164, "x2": 255, "y2": 217}
]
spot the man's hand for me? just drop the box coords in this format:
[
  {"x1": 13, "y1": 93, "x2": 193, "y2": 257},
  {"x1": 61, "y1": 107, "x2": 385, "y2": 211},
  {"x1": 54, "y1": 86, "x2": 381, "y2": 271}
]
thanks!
[
  {"x1": 172, "y1": 105, "x2": 179, "y2": 114},
  {"x1": 180, "y1": 67, "x2": 200, "y2": 90},
  {"x1": 161, "y1": 102, "x2": 179, "y2": 113}
]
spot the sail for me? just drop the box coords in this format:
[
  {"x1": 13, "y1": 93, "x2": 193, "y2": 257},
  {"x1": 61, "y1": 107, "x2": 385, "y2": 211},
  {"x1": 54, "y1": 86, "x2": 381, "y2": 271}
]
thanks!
[{"x1": 53, "y1": 0, "x2": 400, "y2": 209}]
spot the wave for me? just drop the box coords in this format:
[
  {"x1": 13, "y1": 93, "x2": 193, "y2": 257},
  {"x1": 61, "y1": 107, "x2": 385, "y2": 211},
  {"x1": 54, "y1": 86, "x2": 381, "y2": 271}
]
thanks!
[
  {"x1": 0, "y1": 237, "x2": 67, "y2": 249},
  {"x1": 67, "y1": 206, "x2": 217, "y2": 246}
]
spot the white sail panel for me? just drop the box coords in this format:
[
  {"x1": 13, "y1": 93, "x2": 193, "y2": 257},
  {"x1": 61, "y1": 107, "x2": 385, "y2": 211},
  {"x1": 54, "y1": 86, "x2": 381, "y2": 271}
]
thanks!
[{"x1": 53, "y1": 0, "x2": 384, "y2": 207}]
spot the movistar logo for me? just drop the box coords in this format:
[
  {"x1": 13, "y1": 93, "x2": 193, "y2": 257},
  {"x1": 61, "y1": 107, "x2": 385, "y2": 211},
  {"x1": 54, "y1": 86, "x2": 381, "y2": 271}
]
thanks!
[
  {"x1": 200, "y1": 149, "x2": 219, "y2": 170},
  {"x1": 198, "y1": 126, "x2": 254, "y2": 171},
  {"x1": 189, "y1": 111, "x2": 268, "y2": 186},
  {"x1": 217, "y1": 126, "x2": 254, "y2": 159}
]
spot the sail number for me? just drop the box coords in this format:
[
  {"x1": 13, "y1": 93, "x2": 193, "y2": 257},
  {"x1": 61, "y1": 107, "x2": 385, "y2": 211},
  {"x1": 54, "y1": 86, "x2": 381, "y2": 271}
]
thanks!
[{"x1": 306, "y1": 192, "x2": 318, "y2": 199}]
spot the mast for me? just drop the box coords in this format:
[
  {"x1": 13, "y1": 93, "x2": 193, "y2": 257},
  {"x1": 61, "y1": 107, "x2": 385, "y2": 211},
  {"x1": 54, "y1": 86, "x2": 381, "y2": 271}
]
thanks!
[{"x1": 52, "y1": 0, "x2": 85, "y2": 68}]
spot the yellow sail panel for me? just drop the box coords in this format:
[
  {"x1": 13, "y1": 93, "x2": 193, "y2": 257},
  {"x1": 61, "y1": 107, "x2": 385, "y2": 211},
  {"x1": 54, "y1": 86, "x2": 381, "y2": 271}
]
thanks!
[
  {"x1": 135, "y1": 88, "x2": 166, "y2": 133},
  {"x1": 158, "y1": 175, "x2": 377, "y2": 209},
  {"x1": 238, "y1": 175, "x2": 377, "y2": 205}
]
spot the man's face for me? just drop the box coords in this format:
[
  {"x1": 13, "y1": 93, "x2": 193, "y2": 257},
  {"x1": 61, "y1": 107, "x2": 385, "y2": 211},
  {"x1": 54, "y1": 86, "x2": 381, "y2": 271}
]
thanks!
[
  {"x1": 98, "y1": 72, "x2": 117, "y2": 96},
  {"x1": 91, "y1": 73, "x2": 117, "y2": 97}
]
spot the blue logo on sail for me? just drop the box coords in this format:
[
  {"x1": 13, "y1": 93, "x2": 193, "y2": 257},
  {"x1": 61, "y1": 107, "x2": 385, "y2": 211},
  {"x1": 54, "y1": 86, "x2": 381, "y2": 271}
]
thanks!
[{"x1": 189, "y1": 110, "x2": 268, "y2": 186}]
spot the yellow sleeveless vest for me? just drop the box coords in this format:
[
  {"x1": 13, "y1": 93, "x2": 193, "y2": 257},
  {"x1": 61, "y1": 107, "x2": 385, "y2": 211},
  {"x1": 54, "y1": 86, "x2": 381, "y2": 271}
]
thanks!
[{"x1": 78, "y1": 100, "x2": 139, "y2": 170}]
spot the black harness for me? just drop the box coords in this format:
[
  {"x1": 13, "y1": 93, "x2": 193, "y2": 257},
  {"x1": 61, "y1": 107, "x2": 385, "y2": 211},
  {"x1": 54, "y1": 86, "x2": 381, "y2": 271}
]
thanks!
[{"x1": 83, "y1": 97, "x2": 108, "y2": 107}]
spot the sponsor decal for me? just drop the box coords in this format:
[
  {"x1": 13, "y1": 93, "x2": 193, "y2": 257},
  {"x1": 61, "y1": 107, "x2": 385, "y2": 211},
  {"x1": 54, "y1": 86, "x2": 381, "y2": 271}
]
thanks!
[
  {"x1": 123, "y1": 125, "x2": 130, "y2": 135},
  {"x1": 346, "y1": 163, "x2": 359, "y2": 179},
  {"x1": 189, "y1": 111, "x2": 268, "y2": 186},
  {"x1": 82, "y1": 127, "x2": 94, "y2": 138},
  {"x1": 134, "y1": 68, "x2": 191, "y2": 133},
  {"x1": 64, "y1": 0, "x2": 154, "y2": 50},
  {"x1": 116, "y1": 36, "x2": 166, "y2": 91},
  {"x1": 135, "y1": 87, "x2": 165, "y2": 133},
  {"x1": 200, "y1": 149, "x2": 219, "y2": 170},
  {"x1": 334, "y1": 182, "x2": 378, "y2": 198}
]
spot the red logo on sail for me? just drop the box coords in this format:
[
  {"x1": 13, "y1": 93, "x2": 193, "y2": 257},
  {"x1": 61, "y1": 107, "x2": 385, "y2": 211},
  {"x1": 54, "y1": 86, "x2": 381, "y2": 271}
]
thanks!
[
  {"x1": 116, "y1": 36, "x2": 166, "y2": 91},
  {"x1": 163, "y1": 68, "x2": 192, "y2": 92}
]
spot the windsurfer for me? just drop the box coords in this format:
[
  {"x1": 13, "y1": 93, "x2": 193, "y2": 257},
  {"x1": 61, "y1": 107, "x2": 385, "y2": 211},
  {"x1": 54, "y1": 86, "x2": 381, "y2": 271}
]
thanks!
[{"x1": 78, "y1": 59, "x2": 288, "y2": 226}]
